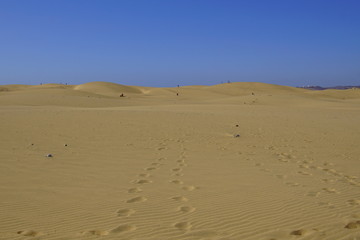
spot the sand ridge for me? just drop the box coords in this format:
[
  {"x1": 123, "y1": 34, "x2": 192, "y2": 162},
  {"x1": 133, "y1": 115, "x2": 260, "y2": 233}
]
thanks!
[
  {"x1": 0, "y1": 82, "x2": 359, "y2": 240},
  {"x1": 1, "y1": 81, "x2": 359, "y2": 107}
]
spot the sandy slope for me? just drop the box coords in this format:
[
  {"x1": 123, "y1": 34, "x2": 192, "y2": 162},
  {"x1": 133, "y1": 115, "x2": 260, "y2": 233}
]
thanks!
[{"x1": 0, "y1": 82, "x2": 360, "y2": 240}]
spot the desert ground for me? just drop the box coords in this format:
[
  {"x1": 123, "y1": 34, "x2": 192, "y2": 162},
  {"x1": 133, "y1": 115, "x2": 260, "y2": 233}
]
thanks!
[{"x1": 0, "y1": 81, "x2": 359, "y2": 240}]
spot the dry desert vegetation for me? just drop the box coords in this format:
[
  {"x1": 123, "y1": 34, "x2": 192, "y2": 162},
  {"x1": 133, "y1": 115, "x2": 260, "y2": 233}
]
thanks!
[{"x1": 0, "y1": 81, "x2": 360, "y2": 240}]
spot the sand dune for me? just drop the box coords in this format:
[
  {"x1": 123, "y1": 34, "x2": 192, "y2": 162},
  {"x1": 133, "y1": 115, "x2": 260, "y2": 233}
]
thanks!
[
  {"x1": 0, "y1": 81, "x2": 359, "y2": 108},
  {"x1": 0, "y1": 82, "x2": 359, "y2": 240},
  {"x1": 73, "y1": 81, "x2": 143, "y2": 96}
]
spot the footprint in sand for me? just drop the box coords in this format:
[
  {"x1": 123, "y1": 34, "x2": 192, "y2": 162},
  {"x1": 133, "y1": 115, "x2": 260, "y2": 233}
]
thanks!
[
  {"x1": 323, "y1": 162, "x2": 334, "y2": 167},
  {"x1": 278, "y1": 158, "x2": 289, "y2": 163},
  {"x1": 182, "y1": 186, "x2": 197, "y2": 191},
  {"x1": 346, "y1": 180, "x2": 360, "y2": 186},
  {"x1": 117, "y1": 209, "x2": 135, "y2": 217},
  {"x1": 348, "y1": 179, "x2": 358, "y2": 184},
  {"x1": 321, "y1": 168, "x2": 338, "y2": 175},
  {"x1": 279, "y1": 152, "x2": 295, "y2": 159},
  {"x1": 177, "y1": 159, "x2": 185, "y2": 163},
  {"x1": 321, "y1": 178, "x2": 335, "y2": 183},
  {"x1": 298, "y1": 171, "x2": 312, "y2": 176},
  {"x1": 133, "y1": 179, "x2": 152, "y2": 184},
  {"x1": 347, "y1": 199, "x2": 360, "y2": 206},
  {"x1": 145, "y1": 167, "x2": 157, "y2": 171},
  {"x1": 126, "y1": 196, "x2": 147, "y2": 203},
  {"x1": 170, "y1": 180, "x2": 184, "y2": 184},
  {"x1": 322, "y1": 188, "x2": 338, "y2": 194},
  {"x1": 299, "y1": 164, "x2": 310, "y2": 170},
  {"x1": 345, "y1": 220, "x2": 360, "y2": 229},
  {"x1": 177, "y1": 206, "x2": 196, "y2": 213},
  {"x1": 17, "y1": 230, "x2": 43, "y2": 237},
  {"x1": 138, "y1": 173, "x2": 151, "y2": 178},
  {"x1": 173, "y1": 173, "x2": 184, "y2": 177},
  {"x1": 111, "y1": 224, "x2": 136, "y2": 233},
  {"x1": 174, "y1": 222, "x2": 192, "y2": 231},
  {"x1": 286, "y1": 182, "x2": 300, "y2": 187},
  {"x1": 344, "y1": 175, "x2": 358, "y2": 180},
  {"x1": 172, "y1": 168, "x2": 182, "y2": 172},
  {"x1": 128, "y1": 187, "x2": 142, "y2": 193},
  {"x1": 290, "y1": 229, "x2": 306, "y2": 236},
  {"x1": 179, "y1": 163, "x2": 187, "y2": 167},
  {"x1": 150, "y1": 162, "x2": 161, "y2": 166},
  {"x1": 170, "y1": 196, "x2": 188, "y2": 202}
]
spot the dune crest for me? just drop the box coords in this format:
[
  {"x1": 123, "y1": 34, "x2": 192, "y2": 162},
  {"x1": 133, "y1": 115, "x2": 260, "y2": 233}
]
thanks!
[{"x1": 73, "y1": 81, "x2": 143, "y2": 96}]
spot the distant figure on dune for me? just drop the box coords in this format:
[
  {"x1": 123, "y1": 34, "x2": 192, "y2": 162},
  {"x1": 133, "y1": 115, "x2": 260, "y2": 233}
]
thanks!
[
  {"x1": 120, "y1": 93, "x2": 125, "y2": 97},
  {"x1": 176, "y1": 93, "x2": 179, "y2": 96}
]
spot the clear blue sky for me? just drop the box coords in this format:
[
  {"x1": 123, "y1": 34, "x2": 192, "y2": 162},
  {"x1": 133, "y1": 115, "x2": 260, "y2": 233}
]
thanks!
[{"x1": 0, "y1": 0, "x2": 359, "y2": 87}]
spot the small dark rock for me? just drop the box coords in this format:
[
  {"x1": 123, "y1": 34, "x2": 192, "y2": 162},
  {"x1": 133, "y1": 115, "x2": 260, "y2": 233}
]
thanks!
[
  {"x1": 46, "y1": 154, "x2": 53, "y2": 158},
  {"x1": 234, "y1": 134, "x2": 240, "y2": 138},
  {"x1": 64, "y1": 144, "x2": 68, "y2": 147},
  {"x1": 235, "y1": 124, "x2": 239, "y2": 127}
]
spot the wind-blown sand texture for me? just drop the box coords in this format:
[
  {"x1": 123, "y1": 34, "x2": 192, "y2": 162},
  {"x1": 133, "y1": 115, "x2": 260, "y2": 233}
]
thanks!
[{"x1": 1, "y1": 81, "x2": 360, "y2": 240}]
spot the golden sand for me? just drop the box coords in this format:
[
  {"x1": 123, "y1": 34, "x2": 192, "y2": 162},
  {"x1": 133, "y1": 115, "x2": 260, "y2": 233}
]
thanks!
[{"x1": 1, "y1": 81, "x2": 359, "y2": 240}]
